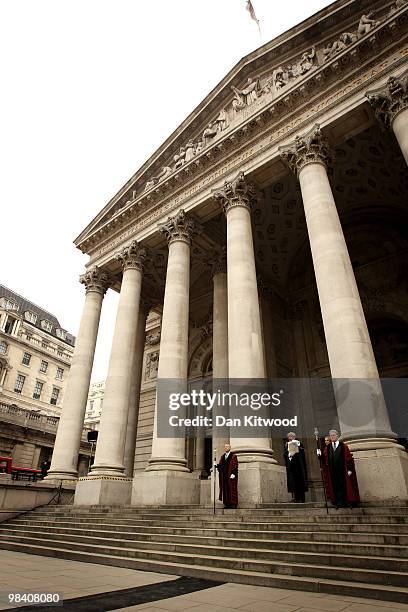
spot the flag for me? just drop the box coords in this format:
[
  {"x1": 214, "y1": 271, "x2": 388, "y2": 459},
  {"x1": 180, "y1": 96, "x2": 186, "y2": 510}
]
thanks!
[{"x1": 246, "y1": 0, "x2": 261, "y2": 36}]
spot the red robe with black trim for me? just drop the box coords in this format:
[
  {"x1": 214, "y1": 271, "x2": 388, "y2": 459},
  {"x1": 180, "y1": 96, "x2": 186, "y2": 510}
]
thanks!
[
  {"x1": 217, "y1": 452, "x2": 238, "y2": 505},
  {"x1": 322, "y1": 441, "x2": 360, "y2": 504}
]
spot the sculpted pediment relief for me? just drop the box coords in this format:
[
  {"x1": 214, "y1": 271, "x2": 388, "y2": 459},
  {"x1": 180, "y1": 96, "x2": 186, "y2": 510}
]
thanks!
[{"x1": 75, "y1": 1, "x2": 408, "y2": 254}]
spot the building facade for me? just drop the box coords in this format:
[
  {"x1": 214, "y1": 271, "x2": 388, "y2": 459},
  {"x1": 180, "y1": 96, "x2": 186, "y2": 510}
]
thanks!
[
  {"x1": 47, "y1": 0, "x2": 408, "y2": 506},
  {"x1": 0, "y1": 285, "x2": 79, "y2": 468},
  {"x1": 84, "y1": 381, "x2": 104, "y2": 431}
]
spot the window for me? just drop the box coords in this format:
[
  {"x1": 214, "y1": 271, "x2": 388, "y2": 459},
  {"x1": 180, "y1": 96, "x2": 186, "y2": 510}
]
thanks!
[
  {"x1": 14, "y1": 374, "x2": 26, "y2": 393},
  {"x1": 40, "y1": 360, "x2": 48, "y2": 373},
  {"x1": 57, "y1": 349, "x2": 64, "y2": 357},
  {"x1": 50, "y1": 387, "x2": 60, "y2": 405},
  {"x1": 0, "y1": 341, "x2": 7, "y2": 355},
  {"x1": 24, "y1": 310, "x2": 37, "y2": 324},
  {"x1": 22, "y1": 352, "x2": 31, "y2": 366},
  {"x1": 90, "y1": 400, "x2": 94, "y2": 410},
  {"x1": 26, "y1": 333, "x2": 32, "y2": 341},
  {"x1": 4, "y1": 317, "x2": 16, "y2": 335},
  {"x1": 0, "y1": 298, "x2": 18, "y2": 311},
  {"x1": 56, "y1": 328, "x2": 67, "y2": 340},
  {"x1": 56, "y1": 367, "x2": 64, "y2": 380},
  {"x1": 41, "y1": 340, "x2": 49, "y2": 349},
  {"x1": 33, "y1": 381, "x2": 43, "y2": 400},
  {"x1": 41, "y1": 320, "x2": 53, "y2": 332}
]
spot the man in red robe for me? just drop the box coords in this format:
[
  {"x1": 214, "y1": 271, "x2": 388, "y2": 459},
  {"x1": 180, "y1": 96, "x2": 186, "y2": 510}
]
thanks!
[
  {"x1": 216, "y1": 443, "x2": 238, "y2": 509},
  {"x1": 321, "y1": 430, "x2": 360, "y2": 508}
]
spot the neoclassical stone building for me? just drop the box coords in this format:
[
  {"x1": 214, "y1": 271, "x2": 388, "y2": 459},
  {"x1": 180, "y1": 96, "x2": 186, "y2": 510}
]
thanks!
[{"x1": 47, "y1": 0, "x2": 408, "y2": 506}]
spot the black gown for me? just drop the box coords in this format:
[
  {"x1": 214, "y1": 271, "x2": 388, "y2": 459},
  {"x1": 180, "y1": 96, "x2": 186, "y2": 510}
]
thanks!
[{"x1": 284, "y1": 442, "x2": 309, "y2": 502}]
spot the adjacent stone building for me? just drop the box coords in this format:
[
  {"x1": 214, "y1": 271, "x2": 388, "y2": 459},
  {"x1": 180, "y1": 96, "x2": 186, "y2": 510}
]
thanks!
[
  {"x1": 84, "y1": 381, "x2": 104, "y2": 431},
  {"x1": 47, "y1": 0, "x2": 408, "y2": 506},
  {"x1": 0, "y1": 285, "x2": 84, "y2": 469}
]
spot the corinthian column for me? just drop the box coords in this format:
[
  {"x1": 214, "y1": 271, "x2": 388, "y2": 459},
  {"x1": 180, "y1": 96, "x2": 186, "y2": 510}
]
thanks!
[
  {"x1": 148, "y1": 210, "x2": 196, "y2": 473},
  {"x1": 213, "y1": 173, "x2": 287, "y2": 504},
  {"x1": 208, "y1": 249, "x2": 229, "y2": 462},
  {"x1": 132, "y1": 211, "x2": 201, "y2": 506},
  {"x1": 280, "y1": 125, "x2": 408, "y2": 501},
  {"x1": 90, "y1": 241, "x2": 146, "y2": 477},
  {"x1": 366, "y1": 71, "x2": 408, "y2": 164},
  {"x1": 47, "y1": 266, "x2": 109, "y2": 480}
]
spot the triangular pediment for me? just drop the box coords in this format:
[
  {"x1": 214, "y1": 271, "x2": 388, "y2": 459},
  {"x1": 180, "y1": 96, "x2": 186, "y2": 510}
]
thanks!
[{"x1": 75, "y1": 0, "x2": 402, "y2": 253}]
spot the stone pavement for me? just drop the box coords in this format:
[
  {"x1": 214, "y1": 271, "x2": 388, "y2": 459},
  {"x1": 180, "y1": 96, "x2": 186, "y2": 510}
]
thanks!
[{"x1": 0, "y1": 551, "x2": 407, "y2": 612}]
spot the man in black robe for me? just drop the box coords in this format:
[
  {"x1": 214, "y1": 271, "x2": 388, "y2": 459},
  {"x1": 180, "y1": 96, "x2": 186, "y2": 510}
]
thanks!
[
  {"x1": 216, "y1": 443, "x2": 238, "y2": 509},
  {"x1": 284, "y1": 432, "x2": 308, "y2": 503}
]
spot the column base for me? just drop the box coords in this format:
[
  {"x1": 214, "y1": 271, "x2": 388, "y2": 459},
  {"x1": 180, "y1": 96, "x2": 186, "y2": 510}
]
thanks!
[
  {"x1": 131, "y1": 470, "x2": 200, "y2": 506},
  {"x1": 237, "y1": 462, "x2": 289, "y2": 504},
  {"x1": 74, "y1": 475, "x2": 132, "y2": 506},
  {"x1": 348, "y1": 439, "x2": 408, "y2": 501},
  {"x1": 44, "y1": 471, "x2": 77, "y2": 481},
  {"x1": 146, "y1": 458, "x2": 190, "y2": 472}
]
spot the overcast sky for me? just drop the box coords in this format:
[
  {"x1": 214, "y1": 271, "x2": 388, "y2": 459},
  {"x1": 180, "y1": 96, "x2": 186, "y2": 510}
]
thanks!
[{"x1": 1, "y1": 0, "x2": 333, "y2": 381}]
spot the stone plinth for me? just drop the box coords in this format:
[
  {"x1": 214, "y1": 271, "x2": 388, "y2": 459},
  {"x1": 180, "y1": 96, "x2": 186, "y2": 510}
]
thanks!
[
  {"x1": 349, "y1": 440, "x2": 408, "y2": 502},
  {"x1": 237, "y1": 462, "x2": 289, "y2": 505},
  {"x1": 131, "y1": 471, "x2": 200, "y2": 506},
  {"x1": 74, "y1": 476, "x2": 132, "y2": 506}
]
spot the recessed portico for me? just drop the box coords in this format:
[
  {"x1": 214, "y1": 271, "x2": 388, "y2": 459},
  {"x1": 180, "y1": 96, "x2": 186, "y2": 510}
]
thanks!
[{"x1": 46, "y1": 0, "x2": 408, "y2": 506}]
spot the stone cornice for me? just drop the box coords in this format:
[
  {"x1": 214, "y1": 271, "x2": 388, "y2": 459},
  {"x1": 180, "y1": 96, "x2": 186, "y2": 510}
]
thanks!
[
  {"x1": 279, "y1": 125, "x2": 333, "y2": 175},
  {"x1": 76, "y1": 0, "x2": 405, "y2": 254},
  {"x1": 366, "y1": 67, "x2": 408, "y2": 127},
  {"x1": 79, "y1": 266, "x2": 110, "y2": 296},
  {"x1": 213, "y1": 172, "x2": 256, "y2": 215},
  {"x1": 116, "y1": 240, "x2": 146, "y2": 272}
]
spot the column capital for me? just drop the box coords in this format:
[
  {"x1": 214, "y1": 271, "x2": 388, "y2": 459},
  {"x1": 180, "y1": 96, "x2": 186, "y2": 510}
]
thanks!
[
  {"x1": 207, "y1": 247, "x2": 227, "y2": 277},
  {"x1": 279, "y1": 125, "x2": 333, "y2": 176},
  {"x1": 116, "y1": 241, "x2": 147, "y2": 272},
  {"x1": 366, "y1": 71, "x2": 408, "y2": 129},
  {"x1": 159, "y1": 209, "x2": 199, "y2": 246},
  {"x1": 79, "y1": 266, "x2": 110, "y2": 296},
  {"x1": 213, "y1": 171, "x2": 256, "y2": 214}
]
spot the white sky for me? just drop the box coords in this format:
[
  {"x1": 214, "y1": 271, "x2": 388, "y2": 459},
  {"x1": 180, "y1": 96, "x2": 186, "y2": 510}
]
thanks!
[{"x1": 1, "y1": 0, "x2": 333, "y2": 381}]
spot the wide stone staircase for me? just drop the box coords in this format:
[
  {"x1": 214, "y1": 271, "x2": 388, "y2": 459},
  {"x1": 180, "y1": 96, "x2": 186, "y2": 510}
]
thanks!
[{"x1": 0, "y1": 503, "x2": 408, "y2": 603}]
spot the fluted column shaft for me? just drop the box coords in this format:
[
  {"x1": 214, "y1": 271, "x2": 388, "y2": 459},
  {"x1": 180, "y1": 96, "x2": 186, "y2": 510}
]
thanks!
[
  {"x1": 123, "y1": 303, "x2": 149, "y2": 477},
  {"x1": 47, "y1": 267, "x2": 109, "y2": 480},
  {"x1": 214, "y1": 173, "x2": 275, "y2": 463},
  {"x1": 148, "y1": 210, "x2": 197, "y2": 472},
  {"x1": 91, "y1": 242, "x2": 145, "y2": 476}
]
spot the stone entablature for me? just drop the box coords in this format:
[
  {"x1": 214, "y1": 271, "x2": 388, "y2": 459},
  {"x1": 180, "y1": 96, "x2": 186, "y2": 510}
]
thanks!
[
  {"x1": 87, "y1": 55, "x2": 408, "y2": 269},
  {"x1": 75, "y1": 2, "x2": 407, "y2": 260}
]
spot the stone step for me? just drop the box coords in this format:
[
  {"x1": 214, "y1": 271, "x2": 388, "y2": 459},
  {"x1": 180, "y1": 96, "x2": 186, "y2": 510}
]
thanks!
[
  {"x1": 4, "y1": 521, "x2": 408, "y2": 545},
  {"x1": 32, "y1": 507, "x2": 408, "y2": 518},
  {"x1": 0, "y1": 534, "x2": 406, "y2": 587},
  {"x1": 0, "y1": 538, "x2": 407, "y2": 604},
  {"x1": 33, "y1": 501, "x2": 408, "y2": 512},
  {"x1": 18, "y1": 513, "x2": 408, "y2": 525},
  {"x1": 1, "y1": 526, "x2": 408, "y2": 564},
  {"x1": 8, "y1": 517, "x2": 408, "y2": 534}
]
